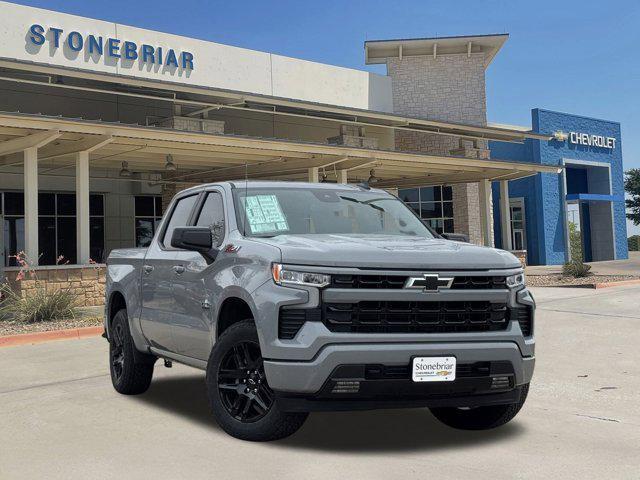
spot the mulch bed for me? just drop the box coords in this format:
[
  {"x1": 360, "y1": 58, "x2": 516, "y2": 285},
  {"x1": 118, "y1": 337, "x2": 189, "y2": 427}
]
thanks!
[
  {"x1": 527, "y1": 275, "x2": 640, "y2": 287},
  {"x1": 0, "y1": 316, "x2": 103, "y2": 336}
]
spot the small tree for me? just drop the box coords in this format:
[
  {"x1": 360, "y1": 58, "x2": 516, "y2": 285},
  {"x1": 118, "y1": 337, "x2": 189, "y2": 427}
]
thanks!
[{"x1": 625, "y1": 169, "x2": 640, "y2": 226}]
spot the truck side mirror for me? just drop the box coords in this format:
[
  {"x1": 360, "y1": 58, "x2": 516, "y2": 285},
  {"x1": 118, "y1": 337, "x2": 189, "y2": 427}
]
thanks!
[{"x1": 171, "y1": 227, "x2": 217, "y2": 263}]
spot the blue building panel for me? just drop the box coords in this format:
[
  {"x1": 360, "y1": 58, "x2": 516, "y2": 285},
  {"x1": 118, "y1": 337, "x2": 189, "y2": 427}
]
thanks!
[{"x1": 490, "y1": 108, "x2": 628, "y2": 265}]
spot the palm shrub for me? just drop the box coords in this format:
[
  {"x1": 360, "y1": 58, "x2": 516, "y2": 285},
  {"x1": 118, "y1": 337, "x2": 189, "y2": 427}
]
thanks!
[{"x1": 562, "y1": 260, "x2": 592, "y2": 278}]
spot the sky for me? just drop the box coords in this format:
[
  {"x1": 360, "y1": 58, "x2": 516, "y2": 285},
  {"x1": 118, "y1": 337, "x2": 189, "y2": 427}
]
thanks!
[{"x1": 8, "y1": 0, "x2": 640, "y2": 234}]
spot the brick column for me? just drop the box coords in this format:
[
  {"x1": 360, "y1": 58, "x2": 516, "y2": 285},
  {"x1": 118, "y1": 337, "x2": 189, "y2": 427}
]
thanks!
[{"x1": 386, "y1": 53, "x2": 492, "y2": 244}]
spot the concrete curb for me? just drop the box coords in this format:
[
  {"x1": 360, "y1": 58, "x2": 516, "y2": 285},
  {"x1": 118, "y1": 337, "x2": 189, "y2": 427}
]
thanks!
[
  {"x1": 0, "y1": 326, "x2": 104, "y2": 348},
  {"x1": 592, "y1": 279, "x2": 640, "y2": 289}
]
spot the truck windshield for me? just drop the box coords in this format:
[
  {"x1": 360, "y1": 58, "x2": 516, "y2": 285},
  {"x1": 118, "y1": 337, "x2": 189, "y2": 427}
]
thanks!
[{"x1": 233, "y1": 187, "x2": 434, "y2": 238}]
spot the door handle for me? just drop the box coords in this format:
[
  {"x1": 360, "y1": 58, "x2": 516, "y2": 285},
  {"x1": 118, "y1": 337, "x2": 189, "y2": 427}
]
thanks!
[
  {"x1": 142, "y1": 264, "x2": 154, "y2": 274},
  {"x1": 173, "y1": 265, "x2": 185, "y2": 275}
]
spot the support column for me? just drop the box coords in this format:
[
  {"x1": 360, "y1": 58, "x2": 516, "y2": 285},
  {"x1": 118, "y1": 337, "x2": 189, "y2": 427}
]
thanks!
[
  {"x1": 76, "y1": 151, "x2": 90, "y2": 264},
  {"x1": 308, "y1": 167, "x2": 319, "y2": 183},
  {"x1": 499, "y1": 180, "x2": 513, "y2": 251},
  {"x1": 23, "y1": 147, "x2": 39, "y2": 264},
  {"x1": 478, "y1": 179, "x2": 493, "y2": 247},
  {"x1": 337, "y1": 169, "x2": 348, "y2": 184}
]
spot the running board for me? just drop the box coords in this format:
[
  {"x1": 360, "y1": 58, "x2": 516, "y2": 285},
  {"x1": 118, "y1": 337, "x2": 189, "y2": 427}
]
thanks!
[{"x1": 148, "y1": 347, "x2": 208, "y2": 371}]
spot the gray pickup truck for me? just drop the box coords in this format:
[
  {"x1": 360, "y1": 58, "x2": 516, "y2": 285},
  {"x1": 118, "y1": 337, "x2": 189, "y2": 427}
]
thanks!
[{"x1": 104, "y1": 181, "x2": 534, "y2": 441}]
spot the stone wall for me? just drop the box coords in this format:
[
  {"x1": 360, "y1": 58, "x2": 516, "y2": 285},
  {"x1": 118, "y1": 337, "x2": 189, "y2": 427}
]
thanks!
[
  {"x1": 387, "y1": 53, "x2": 490, "y2": 245},
  {"x1": 5, "y1": 266, "x2": 106, "y2": 307}
]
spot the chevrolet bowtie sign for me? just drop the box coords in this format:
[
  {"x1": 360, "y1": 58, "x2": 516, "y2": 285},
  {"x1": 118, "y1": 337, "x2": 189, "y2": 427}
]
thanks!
[{"x1": 404, "y1": 274, "x2": 453, "y2": 292}]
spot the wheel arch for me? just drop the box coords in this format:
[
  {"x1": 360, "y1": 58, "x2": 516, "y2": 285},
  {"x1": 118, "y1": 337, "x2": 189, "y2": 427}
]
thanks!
[{"x1": 215, "y1": 287, "x2": 260, "y2": 340}]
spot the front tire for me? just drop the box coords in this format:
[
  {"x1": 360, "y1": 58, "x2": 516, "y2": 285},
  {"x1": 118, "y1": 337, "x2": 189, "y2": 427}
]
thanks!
[
  {"x1": 430, "y1": 384, "x2": 530, "y2": 430},
  {"x1": 109, "y1": 309, "x2": 155, "y2": 395},
  {"x1": 205, "y1": 320, "x2": 308, "y2": 441}
]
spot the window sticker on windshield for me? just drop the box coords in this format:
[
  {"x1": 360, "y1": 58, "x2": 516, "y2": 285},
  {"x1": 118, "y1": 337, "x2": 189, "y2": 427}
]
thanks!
[{"x1": 244, "y1": 195, "x2": 289, "y2": 234}]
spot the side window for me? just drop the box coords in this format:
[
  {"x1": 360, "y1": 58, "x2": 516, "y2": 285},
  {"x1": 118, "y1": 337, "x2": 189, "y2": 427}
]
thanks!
[
  {"x1": 162, "y1": 195, "x2": 198, "y2": 247},
  {"x1": 196, "y1": 192, "x2": 225, "y2": 246}
]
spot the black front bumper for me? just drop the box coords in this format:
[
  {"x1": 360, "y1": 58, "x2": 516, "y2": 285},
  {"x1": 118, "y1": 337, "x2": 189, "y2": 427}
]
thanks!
[{"x1": 275, "y1": 361, "x2": 523, "y2": 412}]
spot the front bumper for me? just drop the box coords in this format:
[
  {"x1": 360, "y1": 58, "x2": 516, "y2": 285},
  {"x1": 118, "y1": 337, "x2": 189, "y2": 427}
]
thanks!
[
  {"x1": 253, "y1": 267, "x2": 535, "y2": 403},
  {"x1": 264, "y1": 341, "x2": 534, "y2": 394}
]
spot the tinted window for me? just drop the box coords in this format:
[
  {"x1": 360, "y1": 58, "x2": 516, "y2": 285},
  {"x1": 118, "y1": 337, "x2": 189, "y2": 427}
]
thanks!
[
  {"x1": 38, "y1": 193, "x2": 55, "y2": 215},
  {"x1": 57, "y1": 194, "x2": 76, "y2": 215},
  {"x1": 90, "y1": 217, "x2": 105, "y2": 262},
  {"x1": 196, "y1": 192, "x2": 225, "y2": 246},
  {"x1": 90, "y1": 195, "x2": 104, "y2": 216},
  {"x1": 57, "y1": 217, "x2": 77, "y2": 264},
  {"x1": 135, "y1": 219, "x2": 155, "y2": 248},
  {"x1": 4, "y1": 217, "x2": 24, "y2": 266},
  {"x1": 135, "y1": 196, "x2": 155, "y2": 216},
  {"x1": 4, "y1": 192, "x2": 24, "y2": 215},
  {"x1": 162, "y1": 195, "x2": 197, "y2": 247},
  {"x1": 38, "y1": 217, "x2": 56, "y2": 265}
]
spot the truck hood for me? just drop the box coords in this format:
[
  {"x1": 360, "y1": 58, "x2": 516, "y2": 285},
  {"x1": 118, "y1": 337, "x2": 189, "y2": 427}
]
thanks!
[{"x1": 256, "y1": 234, "x2": 521, "y2": 270}]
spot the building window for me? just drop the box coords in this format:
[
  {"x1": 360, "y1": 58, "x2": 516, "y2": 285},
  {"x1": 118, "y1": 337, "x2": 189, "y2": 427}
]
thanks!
[
  {"x1": 135, "y1": 196, "x2": 163, "y2": 247},
  {"x1": 398, "y1": 186, "x2": 454, "y2": 235},
  {"x1": 2, "y1": 192, "x2": 25, "y2": 267},
  {"x1": 1, "y1": 192, "x2": 105, "y2": 266},
  {"x1": 509, "y1": 199, "x2": 527, "y2": 251}
]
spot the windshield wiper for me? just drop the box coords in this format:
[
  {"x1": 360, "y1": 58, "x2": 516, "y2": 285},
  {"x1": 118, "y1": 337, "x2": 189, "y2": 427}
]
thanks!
[{"x1": 340, "y1": 196, "x2": 385, "y2": 212}]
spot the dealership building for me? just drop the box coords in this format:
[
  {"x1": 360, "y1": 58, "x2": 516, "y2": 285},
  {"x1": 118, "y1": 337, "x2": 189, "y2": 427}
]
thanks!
[{"x1": 0, "y1": 1, "x2": 628, "y2": 304}]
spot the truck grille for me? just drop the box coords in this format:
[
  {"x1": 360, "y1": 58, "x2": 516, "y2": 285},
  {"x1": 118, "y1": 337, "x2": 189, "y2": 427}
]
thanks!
[
  {"x1": 511, "y1": 306, "x2": 533, "y2": 337},
  {"x1": 322, "y1": 301, "x2": 508, "y2": 334},
  {"x1": 329, "y1": 275, "x2": 507, "y2": 290}
]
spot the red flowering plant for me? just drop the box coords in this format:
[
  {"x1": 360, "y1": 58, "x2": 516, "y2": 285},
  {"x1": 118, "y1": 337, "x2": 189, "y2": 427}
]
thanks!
[{"x1": 0, "y1": 251, "x2": 78, "y2": 323}]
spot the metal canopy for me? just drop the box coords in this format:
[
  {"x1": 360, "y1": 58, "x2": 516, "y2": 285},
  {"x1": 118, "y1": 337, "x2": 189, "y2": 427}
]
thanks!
[
  {"x1": 0, "y1": 111, "x2": 560, "y2": 188},
  {"x1": 0, "y1": 59, "x2": 550, "y2": 144}
]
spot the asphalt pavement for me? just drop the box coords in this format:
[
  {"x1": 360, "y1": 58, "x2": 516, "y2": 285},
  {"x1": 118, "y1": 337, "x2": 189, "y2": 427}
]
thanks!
[{"x1": 1, "y1": 285, "x2": 639, "y2": 479}]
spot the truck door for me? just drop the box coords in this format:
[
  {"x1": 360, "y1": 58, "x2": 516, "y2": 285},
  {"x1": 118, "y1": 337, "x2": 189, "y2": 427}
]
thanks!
[
  {"x1": 139, "y1": 193, "x2": 198, "y2": 352},
  {"x1": 171, "y1": 191, "x2": 226, "y2": 360}
]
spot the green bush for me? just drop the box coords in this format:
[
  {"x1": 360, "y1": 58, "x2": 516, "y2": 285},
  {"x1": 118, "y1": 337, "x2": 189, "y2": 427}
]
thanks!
[
  {"x1": 0, "y1": 284, "x2": 78, "y2": 323},
  {"x1": 628, "y1": 235, "x2": 640, "y2": 252},
  {"x1": 568, "y1": 221, "x2": 583, "y2": 261},
  {"x1": 562, "y1": 261, "x2": 592, "y2": 278}
]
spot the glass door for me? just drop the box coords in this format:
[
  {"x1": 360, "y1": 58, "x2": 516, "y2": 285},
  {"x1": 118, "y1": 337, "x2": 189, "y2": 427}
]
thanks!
[{"x1": 509, "y1": 199, "x2": 527, "y2": 251}]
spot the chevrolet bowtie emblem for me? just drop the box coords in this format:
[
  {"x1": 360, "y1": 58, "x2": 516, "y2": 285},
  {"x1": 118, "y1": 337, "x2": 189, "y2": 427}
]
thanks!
[{"x1": 404, "y1": 274, "x2": 453, "y2": 292}]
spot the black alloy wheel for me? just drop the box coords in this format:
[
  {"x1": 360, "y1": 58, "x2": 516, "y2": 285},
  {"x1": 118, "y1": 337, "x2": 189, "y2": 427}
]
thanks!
[
  {"x1": 109, "y1": 320, "x2": 126, "y2": 383},
  {"x1": 206, "y1": 320, "x2": 308, "y2": 441},
  {"x1": 217, "y1": 340, "x2": 274, "y2": 422},
  {"x1": 108, "y1": 309, "x2": 155, "y2": 395}
]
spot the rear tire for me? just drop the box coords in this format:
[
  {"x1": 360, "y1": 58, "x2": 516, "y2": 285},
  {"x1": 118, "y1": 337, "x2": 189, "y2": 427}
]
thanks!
[
  {"x1": 109, "y1": 309, "x2": 155, "y2": 395},
  {"x1": 430, "y1": 384, "x2": 530, "y2": 430},
  {"x1": 206, "y1": 320, "x2": 308, "y2": 441}
]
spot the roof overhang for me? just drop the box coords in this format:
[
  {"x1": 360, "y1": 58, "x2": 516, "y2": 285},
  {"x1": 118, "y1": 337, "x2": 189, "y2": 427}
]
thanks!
[
  {"x1": 365, "y1": 34, "x2": 509, "y2": 68},
  {"x1": 0, "y1": 58, "x2": 549, "y2": 144},
  {"x1": 0, "y1": 111, "x2": 561, "y2": 188}
]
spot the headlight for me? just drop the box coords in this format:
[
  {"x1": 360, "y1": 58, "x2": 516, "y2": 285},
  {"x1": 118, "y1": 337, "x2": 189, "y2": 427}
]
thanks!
[
  {"x1": 506, "y1": 273, "x2": 525, "y2": 288},
  {"x1": 272, "y1": 263, "x2": 330, "y2": 288}
]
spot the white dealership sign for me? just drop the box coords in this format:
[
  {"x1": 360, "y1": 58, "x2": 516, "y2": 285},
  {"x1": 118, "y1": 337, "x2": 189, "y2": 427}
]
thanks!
[{"x1": 569, "y1": 132, "x2": 616, "y2": 149}]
